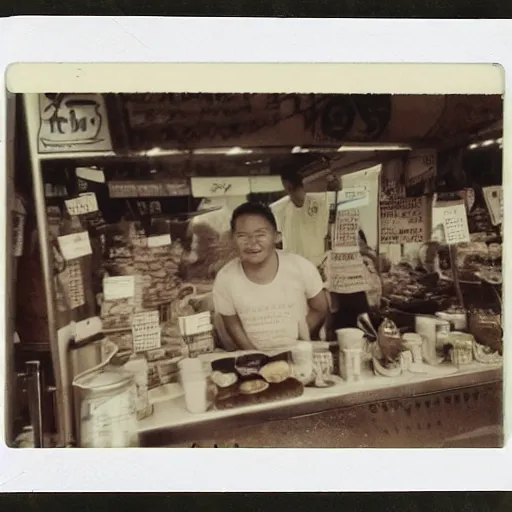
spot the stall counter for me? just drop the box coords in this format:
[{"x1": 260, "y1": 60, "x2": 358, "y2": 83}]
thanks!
[{"x1": 138, "y1": 360, "x2": 502, "y2": 447}]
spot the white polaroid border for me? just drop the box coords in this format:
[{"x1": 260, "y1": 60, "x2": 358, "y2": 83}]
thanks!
[{"x1": 0, "y1": 17, "x2": 511, "y2": 493}]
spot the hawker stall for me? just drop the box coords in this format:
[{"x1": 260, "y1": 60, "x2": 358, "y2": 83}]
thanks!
[{"x1": 8, "y1": 92, "x2": 504, "y2": 448}]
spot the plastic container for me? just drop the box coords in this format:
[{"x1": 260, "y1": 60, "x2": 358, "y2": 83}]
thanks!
[
  {"x1": 339, "y1": 348, "x2": 362, "y2": 382},
  {"x1": 402, "y1": 333, "x2": 423, "y2": 363},
  {"x1": 291, "y1": 341, "x2": 314, "y2": 384}
]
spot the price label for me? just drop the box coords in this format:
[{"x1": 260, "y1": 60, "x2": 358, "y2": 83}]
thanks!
[
  {"x1": 103, "y1": 276, "x2": 136, "y2": 301},
  {"x1": 442, "y1": 203, "x2": 470, "y2": 245},
  {"x1": 191, "y1": 176, "x2": 250, "y2": 198},
  {"x1": 327, "y1": 250, "x2": 370, "y2": 294},
  {"x1": 482, "y1": 186, "x2": 503, "y2": 226},
  {"x1": 334, "y1": 208, "x2": 360, "y2": 250},
  {"x1": 67, "y1": 260, "x2": 85, "y2": 309},
  {"x1": 65, "y1": 193, "x2": 99, "y2": 216},
  {"x1": 132, "y1": 311, "x2": 161, "y2": 352},
  {"x1": 336, "y1": 186, "x2": 369, "y2": 211},
  {"x1": 58, "y1": 231, "x2": 93, "y2": 260}
]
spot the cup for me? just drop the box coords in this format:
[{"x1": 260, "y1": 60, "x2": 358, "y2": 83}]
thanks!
[
  {"x1": 336, "y1": 328, "x2": 366, "y2": 350},
  {"x1": 291, "y1": 341, "x2": 314, "y2": 384},
  {"x1": 339, "y1": 348, "x2": 362, "y2": 382},
  {"x1": 182, "y1": 376, "x2": 208, "y2": 414}
]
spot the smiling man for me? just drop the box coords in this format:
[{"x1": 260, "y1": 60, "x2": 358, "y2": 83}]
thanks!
[{"x1": 212, "y1": 202, "x2": 328, "y2": 352}]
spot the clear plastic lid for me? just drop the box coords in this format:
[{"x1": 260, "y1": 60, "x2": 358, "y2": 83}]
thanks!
[{"x1": 75, "y1": 365, "x2": 134, "y2": 393}]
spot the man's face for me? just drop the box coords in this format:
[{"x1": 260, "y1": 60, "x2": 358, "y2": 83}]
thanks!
[
  {"x1": 233, "y1": 214, "x2": 278, "y2": 265},
  {"x1": 282, "y1": 179, "x2": 306, "y2": 207}
]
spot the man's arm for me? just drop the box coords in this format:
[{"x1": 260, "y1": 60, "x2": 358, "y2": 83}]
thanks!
[
  {"x1": 221, "y1": 315, "x2": 257, "y2": 350},
  {"x1": 306, "y1": 290, "x2": 329, "y2": 340}
]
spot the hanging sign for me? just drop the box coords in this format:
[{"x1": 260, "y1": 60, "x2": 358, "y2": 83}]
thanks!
[
  {"x1": 65, "y1": 193, "x2": 99, "y2": 216},
  {"x1": 405, "y1": 149, "x2": 437, "y2": 186},
  {"x1": 482, "y1": 186, "x2": 503, "y2": 226},
  {"x1": 334, "y1": 208, "x2": 360, "y2": 250},
  {"x1": 380, "y1": 196, "x2": 428, "y2": 245},
  {"x1": 38, "y1": 94, "x2": 112, "y2": 153},
  {"x1": 108, "y1": 179, "x2": 191, "y2": 198},
  {"x1": 58, "y1": 231, "x2": 93, "y2": 261},
  {"x1": 442, "y1": 203, "x2": 471, "y2": 245},
  {"x1": 191, "y1": 176, "x2": 251, "y2": 198},
  {"x1": 327, "y1": 250, "x2": 370, "y2": 294}
]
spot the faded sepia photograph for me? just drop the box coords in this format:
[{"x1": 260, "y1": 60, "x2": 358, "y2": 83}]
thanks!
[{"x1": 5, "y1": 91, "x2": 503, "y2": 449}]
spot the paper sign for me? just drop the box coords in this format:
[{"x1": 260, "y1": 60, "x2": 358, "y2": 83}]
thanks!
[
  {"x1": 327, "y1": 250, "x2": 370, "y2": 294},
  {"x1": 442, "y1": 203, "x2": 470, "y2": 245},
  {"x1": 67, "y1": 260, "x2": 85, "y2": 309},
  {"x1": 65, "y1": 193, "x2": 99, "y2": 216},
  {"x1": 191, "y1": 176, "x2": 251, "y2": 198},
  {"x1": 482, "y1": 186, "x2": 503, "y2": 226},
  {"x1": 405, "y1": 149, "x2": 437, "y2": 186},
  {"x1": 76, "y1": 167, "x2": 106, "y2": 183},
  {"x1": 103, "y1": 276, "x2": 136, "y2": 301},
  {"x1": 380, "y1": 196, "x2": 428, "y2": 245},
  {"x1": 334, "y1": 208, "x2": 360, "y2": 250},
  {"x1": 179, "y1": 312, "x2": 212, "y2": 336},
  {"x1": 336, "y1": 186, "x2": 369, "y2": 211},
  {"x1": 147, "y1": 234, "x2": 172, "y2": 248},
  {"x1": 132, "y1": 311, "x2": 161, "y2": 353},
  {"x1": 249, "y1": 175, "x2": 283, "y2": 193},
  {"x1": 58, "y1": 231, "x2": 92, "y2": 260},
  {"x1": 12, "y1": 212, "x2": 26, "y2": 257}
]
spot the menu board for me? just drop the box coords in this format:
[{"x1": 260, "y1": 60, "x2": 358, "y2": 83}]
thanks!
[
  {"x1": 38, "y1": 94, "x2": 112, "y2": 153},
  {"x1": 380, "y1": 196, "x2": 428, "y2": 245},
  {"x1": 442, "y1": 203, "x2": 471, "y2": 245},
  {"x1": 334, "y1": 208, "x2": 360, "y2": 250},
  {"x1": 405, "y1": 149, "x2": 437, "y2": 186},
  {"x1": 482, "y1": 186, "x2": 503, "y2": 226},
  {"x1": 327, "y1": 250, "x2": 369, "y2": 294}
]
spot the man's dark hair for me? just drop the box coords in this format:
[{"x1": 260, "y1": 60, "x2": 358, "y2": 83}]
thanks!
[
  {"x1": 230, "y1": 202, "x2": 278, "y2": 232},
  {"x1": 280, "y1": 169, "x2": 304, "y2": 190}
]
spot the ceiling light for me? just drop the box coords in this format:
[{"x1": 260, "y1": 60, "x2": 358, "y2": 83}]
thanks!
[
  {"x1": 337, "y1": 143, "x2": 412, "y2": 152},
  {"x1": 482, "y1": 139, "x2": 494, "y2": 147}
]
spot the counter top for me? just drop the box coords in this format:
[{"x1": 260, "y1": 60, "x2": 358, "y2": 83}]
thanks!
[{"x1": 138, "y1": 361, "x2": 502, "y2": 445}]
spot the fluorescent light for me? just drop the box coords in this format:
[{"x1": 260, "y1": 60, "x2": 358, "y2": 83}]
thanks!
[
  {"x1": 337, "y1": 143, "x2": 412, "y2": 152},
  {"x1": 482, "y1": 139, "x2": 495, "y2": 147},
  {"x1": 468, "y1": 143, "x2": 479, "y2": 150},
  {"x1": 225, "y1": 146, "x2": 253, "y2": 156},
  {"x1": 291, "y1": 146, "x2": 310, "y2": 153}
]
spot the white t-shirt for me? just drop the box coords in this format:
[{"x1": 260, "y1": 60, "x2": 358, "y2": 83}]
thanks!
[
  {"x1": 212, "y1": 250, "x2": 324, "y2": 351},
  {"x1": 271, "y1": 194, "x2": 329, "y2": 267}
]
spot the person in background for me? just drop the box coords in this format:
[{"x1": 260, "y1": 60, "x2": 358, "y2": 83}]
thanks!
[
  {"x1": 213, "y1": 202, "x2": 328, "y2": 352},
  {"x1": 270, "y1": 169, "x2": 329, "y2": 267}
]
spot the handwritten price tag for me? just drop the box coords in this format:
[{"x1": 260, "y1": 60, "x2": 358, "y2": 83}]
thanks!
[
  {"x1": 482, "y1": 186, "x2": 503, "y2": 226},
  {"x1": 191, "y1": 177, "x2": 250, "y2": 198},
  {"x1": 65, "y1": 193, "x2": 99, "y2": 216},
  {"x1": 58, "y1": 231, "x2": 93, "y2": 260},
  {"x1": 67, "y1": 260, "x2": 85, "y2": 309},
  {"x1": 380, "y1": 196, "x2": 427, "y2": 245},
  {"x1": 103, "y1": 276, "x2": 136, "y2": 301},
  {"x1": 442, "y1": 203, "x2": 470, "y2": 245},
  {"x1": 334, "y1": 208, "x2": 360, "y2": 250},
  {"x1": 327, "y1": 250, "x2": 369, "y2": 294},
  {"x1": 132, "y1": 311, "x2": 161, "y2": 352}
]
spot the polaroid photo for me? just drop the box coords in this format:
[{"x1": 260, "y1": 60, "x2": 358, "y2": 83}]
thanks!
[{"x1": 0, "y1": 17, "x2": 511, "y2": 492}]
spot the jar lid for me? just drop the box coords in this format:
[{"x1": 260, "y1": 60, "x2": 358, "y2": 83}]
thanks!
[{"x1": 75, "y1": 366, "x2": 134, "y2": 392}]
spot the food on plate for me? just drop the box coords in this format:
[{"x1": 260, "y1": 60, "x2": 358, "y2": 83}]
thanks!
[
  {"x1": 211, "y1": 370, "x2": 238, "y2": 388},
  {"x1": 259, "y1": 360, "x2": 292, "y2": 384},
  {"x1": 239, "y1": 378, "x2": 270, "y2": 395}
]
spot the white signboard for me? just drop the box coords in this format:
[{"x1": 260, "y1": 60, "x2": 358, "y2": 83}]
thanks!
[
  {"x1": 58, "y1": 231, "x2": 93, "y2": 261},
  {"x1": 103, "y1": 276, "x2": 136, "y2": 301},
  {"x1": 482, "y1": 186, "x2": 503, "y2": 226},
  {"x1": 191, "y1": 176, "x2": 251, "y2": 198},
  {"x1": 147, "y1": 234, "x2": 172, "y2": 248},
  {"x1": 249, "y1": 175, "x2": 283, "y2": 194},
  {"x1": 327, "y1": 250, "x2": 370, "y2": 294},
  {"x1": 38, "y1": 94, "x2": 112, "y2": 153},
  {"x1": 442, "y1": 203, "x2": 471, "y2": 245}
]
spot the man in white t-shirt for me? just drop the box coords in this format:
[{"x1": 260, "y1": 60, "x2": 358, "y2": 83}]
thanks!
[
  {"x1": 271, "y1": 170, "x2": 329, "y2": 267},
  {"x1": 213, "y1": 202, "x2": 328, "y2": 352}
]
